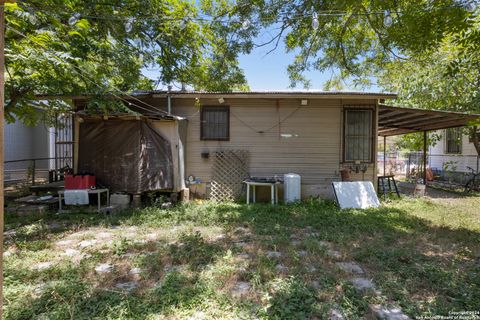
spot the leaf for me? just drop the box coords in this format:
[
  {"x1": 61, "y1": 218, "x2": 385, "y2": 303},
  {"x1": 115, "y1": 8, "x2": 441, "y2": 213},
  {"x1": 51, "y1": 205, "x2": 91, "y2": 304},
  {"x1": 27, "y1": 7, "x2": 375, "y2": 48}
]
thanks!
[{"x1": 68, "y1": 30, "x2": 84, "y2": 39}]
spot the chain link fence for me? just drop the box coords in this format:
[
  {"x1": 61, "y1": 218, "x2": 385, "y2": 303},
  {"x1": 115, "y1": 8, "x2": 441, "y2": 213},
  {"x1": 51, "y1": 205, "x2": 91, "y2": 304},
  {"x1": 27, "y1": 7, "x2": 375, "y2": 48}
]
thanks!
[{"x1": 378, "y1": 151, "x2": 480, "y2": 187}]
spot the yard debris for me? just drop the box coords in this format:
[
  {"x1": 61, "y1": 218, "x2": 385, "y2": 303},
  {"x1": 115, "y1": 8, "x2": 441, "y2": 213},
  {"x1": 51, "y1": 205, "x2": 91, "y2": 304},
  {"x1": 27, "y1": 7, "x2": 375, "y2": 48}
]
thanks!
[
  {"x1": 3, "y1": 250, "x2": 13, "y2": 258},
  {"x1": 34, "y1": 262, "x2": 53, "y2": 271},
  {"x1": 129, "y1": 267, "x2": 142, "y2": 276},
  {"x1": 212, "y1": 234, "x2": 226, "y2": 243},
  {"x1": 16, "y1": 205, "x2": 48, "y2": 216},
  {"x1": 310, "y1": 280, "x2": 321, "y2": 290},
  {"x1": 329, "y1": 307, "x2": 345, "y2": 320},
  {"x1": 235, "y1": 253, "x2": 250, "y2": 260},
  {"x1": 335, "y1": 262, "x2": 364, "y2": 275},
  {"x1": 275, "y1": 264, "x2": 288, "y2": 272},
  {"x1": 64, "y1": 248, "x2": 80, "y2": 257},
  {"x1": 233, "y1": 241, "x2": 248, "y2": 248},
  {"x1": 32, "y1": 283, "x2": 48, "y2": 298},
  {"x1": 369, "y1": 305, "x2": 411, "y2": 320},
  {"x1": 4, "y1": 229, "x2": 17, "y2": 237},
  {"x1": 318, "y1": 240, "x2": 332, "y2": 248},
  {"x1": 164, "y1": 264, "x2": 187, "y2": 273},
  {"x1": 306, "y1": 264, "x2": 317, "y2": 273},
  {"x1": 78, "y1": 239, "x2": 97, "y2": 248},
  {"x1": 266, "y1": 251, "x2": 282, "y2": 259},
  {"x1": 95, "y1": 263, "x2": 113, "y2": 274},
  {"x1": 231, "y1": 281, "x2": 251, "y2": 297},
  {"x1": 161, "y1": 202, "x2": 173, "y2": 209},
  {"x1": 325, "y1": 249, "x2": 342, "y2": 260},
  {"x1": 306, "y1": 231, "x2": 320, "y2": 237},
  {"x1": 291, "y1": 240, "x2": 302, "y2": 246},
  {"x1": 350, "y1": 277, "x2": 375, "y2": 292},
  {"x1": 56, "y1": 239, "x2": 75, "y2": 247},
  {"x1": 298, "y1": 250, "x2": 308, "y2": 257},
  {"x1": 47, "y1": 223, "x2": 64, "y2": 231},
  {"x1": 187, "y1": 311, "x2": 207, "y2": 320},
  {"x1": 96, "y1": 232, "x2": 112, "y2": 239},
  {"x1": 233, "y1": 226, "x2": 251, "y2": 235},
  {"x1": 115, "y1": 281, "x2": 139, "y2": 293},
  {"x1": 146, "y1": 232, "x2": 159, "y2": 240}
]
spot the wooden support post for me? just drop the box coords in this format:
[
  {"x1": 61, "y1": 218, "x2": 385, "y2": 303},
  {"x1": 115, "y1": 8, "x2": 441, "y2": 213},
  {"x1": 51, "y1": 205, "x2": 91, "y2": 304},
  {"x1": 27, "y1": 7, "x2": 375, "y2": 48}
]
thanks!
[
  {"x1": 383, "y1": 136, "x2": 386, "y2": 176},
  {"x1": 0, "y1": 3, "x2": 5, "y2": 318},
  {"x1": 423, "y1": 131, "x2": 427, "y2": 185},
  {"x1": 1, "y1": 3, "x2": 16, "y2": 316}
]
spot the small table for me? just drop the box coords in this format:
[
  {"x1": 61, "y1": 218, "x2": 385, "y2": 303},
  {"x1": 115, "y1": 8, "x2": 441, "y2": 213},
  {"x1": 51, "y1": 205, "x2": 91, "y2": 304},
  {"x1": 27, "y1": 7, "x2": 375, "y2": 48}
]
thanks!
[
  {"x1": 30, "y1": 181, "x2": 65, "y2": 195},
  {"x1": 58, "y1": 188, "x2": 110, "y2": 213},
  {"x1": 244, "y1": 180, "x2": 281, "y2": 205},
  {"x1": 377, "y1": 175, "x2": 400, "y2": 199}
]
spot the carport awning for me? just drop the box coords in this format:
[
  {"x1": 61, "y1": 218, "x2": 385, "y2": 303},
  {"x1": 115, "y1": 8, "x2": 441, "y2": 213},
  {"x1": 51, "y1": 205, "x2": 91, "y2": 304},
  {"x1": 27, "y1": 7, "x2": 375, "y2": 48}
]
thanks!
[{"x1": 378, "y1": 105, "x2": 480, "y2": 136}]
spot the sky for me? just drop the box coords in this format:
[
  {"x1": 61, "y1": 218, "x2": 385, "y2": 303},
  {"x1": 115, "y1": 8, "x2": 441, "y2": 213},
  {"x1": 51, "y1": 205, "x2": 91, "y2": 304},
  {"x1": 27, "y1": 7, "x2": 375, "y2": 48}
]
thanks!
[
  {"x1": 237, "y1": 42, "x2": 335, "y2": 91},
  {"x1": 142, "y1": 28, "x2": 380, "y2": 92},
  {"x1": 142, "y1": 36, "x2": 340, "y2": 91}
]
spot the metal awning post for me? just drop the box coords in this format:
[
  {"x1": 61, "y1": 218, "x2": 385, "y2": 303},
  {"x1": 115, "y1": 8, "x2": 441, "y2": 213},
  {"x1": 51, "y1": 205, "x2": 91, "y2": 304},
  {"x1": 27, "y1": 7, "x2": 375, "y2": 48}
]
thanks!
[
  {"x1": 383, "y1": 136, "x2": 387, "y2": 175},
  {"x1": 423, "y1": 131, "x2": 427, "y2": 185}
]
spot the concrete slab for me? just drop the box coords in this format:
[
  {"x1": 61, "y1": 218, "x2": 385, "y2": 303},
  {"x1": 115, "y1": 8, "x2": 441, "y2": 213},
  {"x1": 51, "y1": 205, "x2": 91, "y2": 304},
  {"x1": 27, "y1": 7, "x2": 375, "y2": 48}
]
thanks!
[
  {"x1": 369, "y1": 305, "x2": 411, "y2": 320},
  {"x1": 350, "y1": 277, "x2": 375, "y2": 292},
  {"x1": 336, "y1": 262, "x2": 365, "y2": 275}
]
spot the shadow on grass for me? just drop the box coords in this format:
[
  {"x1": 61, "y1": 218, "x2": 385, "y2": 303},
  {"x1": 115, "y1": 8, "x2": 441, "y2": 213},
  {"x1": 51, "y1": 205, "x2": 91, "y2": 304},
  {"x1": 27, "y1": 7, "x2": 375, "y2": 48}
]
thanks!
[{"x1": 4, "y1": 198, "x2": 480, "y2": 318}]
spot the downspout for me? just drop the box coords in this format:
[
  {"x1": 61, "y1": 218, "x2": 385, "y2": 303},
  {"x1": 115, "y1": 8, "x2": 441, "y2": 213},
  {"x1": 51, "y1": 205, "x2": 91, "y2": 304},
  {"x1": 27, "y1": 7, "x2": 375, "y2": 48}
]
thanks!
[{"x1": 167, "y1": 84, "x2": 172, "y2": 115}]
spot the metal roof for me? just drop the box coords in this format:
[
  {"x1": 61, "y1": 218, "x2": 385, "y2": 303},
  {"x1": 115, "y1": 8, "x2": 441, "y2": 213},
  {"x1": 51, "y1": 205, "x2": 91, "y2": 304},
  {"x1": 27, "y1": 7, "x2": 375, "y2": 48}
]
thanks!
[
  {"x1": 378, "y1": 105, "x2": 480, "y2": 136},
  {"x1": 145, "y1": 89, "x2": 397, "y2": 99},
  {"x1": 38, "y1": 90, "x2": 397, "y2": 100}
]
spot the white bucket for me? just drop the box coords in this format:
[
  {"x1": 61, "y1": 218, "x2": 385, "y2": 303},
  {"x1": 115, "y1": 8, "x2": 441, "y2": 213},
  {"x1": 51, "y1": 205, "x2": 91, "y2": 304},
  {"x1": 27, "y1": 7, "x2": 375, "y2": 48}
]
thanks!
[
  {"x1": 414, "y1": 184, "x2": 426, "y2": 197},
  {"x1": 284, "y1": 173, "x2": 301, "y2": 203}
]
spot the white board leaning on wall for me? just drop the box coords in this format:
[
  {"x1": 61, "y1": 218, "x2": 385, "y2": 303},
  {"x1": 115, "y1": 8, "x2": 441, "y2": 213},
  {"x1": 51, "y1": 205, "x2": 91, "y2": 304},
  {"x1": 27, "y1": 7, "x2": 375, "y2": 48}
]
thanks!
[{"x1": 332, "y1": 181, "x2": 381, "y2": 209}]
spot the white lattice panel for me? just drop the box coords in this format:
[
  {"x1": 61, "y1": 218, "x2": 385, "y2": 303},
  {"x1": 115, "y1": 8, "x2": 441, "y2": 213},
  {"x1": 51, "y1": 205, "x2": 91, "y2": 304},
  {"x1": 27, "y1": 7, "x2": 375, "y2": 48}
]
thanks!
[{"x1": 210, "y1": 150, "x2": 249, "y2": 201}]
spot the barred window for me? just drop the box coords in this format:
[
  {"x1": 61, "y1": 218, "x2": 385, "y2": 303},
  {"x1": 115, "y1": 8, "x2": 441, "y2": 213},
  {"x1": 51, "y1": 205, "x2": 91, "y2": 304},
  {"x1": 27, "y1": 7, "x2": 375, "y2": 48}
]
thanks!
[
  {"x1": 445, "y1": 128, "x2": 462, "y2": 154},
  {"x1": 344, "y1": 109, "x2": 374, "y2": 162},
  {"x1": 201, "y1": 106, "x2": 230, "y2": 140}
]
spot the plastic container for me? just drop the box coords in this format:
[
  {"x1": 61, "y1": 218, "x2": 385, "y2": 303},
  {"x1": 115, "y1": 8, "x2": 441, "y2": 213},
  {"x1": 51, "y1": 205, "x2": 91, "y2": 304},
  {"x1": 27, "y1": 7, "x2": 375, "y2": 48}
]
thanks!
[
  {"x1": 414, "y1": 184, "x2": 426, "y2": 197},
  {"x1": 110, "y1": 193, "x2": 131, "y2": 209},
  {"x1": 284, "y1": 173, "x2": 301, "y2": 203}
]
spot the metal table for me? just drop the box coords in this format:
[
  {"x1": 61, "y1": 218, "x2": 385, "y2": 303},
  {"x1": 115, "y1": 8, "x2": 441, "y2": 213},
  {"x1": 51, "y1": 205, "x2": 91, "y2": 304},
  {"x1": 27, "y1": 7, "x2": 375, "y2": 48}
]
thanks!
[
  {"x1": 244, "y1": 180, "x2": 281, "y2": 205},
  {"x1": 58, "y1": 188, "x2": 110, "y2": 213}
]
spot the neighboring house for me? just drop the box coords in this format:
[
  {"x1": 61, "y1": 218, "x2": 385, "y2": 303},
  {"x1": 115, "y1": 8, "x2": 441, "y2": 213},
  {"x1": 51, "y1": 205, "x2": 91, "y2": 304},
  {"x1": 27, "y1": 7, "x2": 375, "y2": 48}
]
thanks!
[
  {"x1": 4, "y1": 117, "x2": 52, "y2": 183},
  {"x1": 429, "y1": 127, "x2": 479, "y2": 174}
]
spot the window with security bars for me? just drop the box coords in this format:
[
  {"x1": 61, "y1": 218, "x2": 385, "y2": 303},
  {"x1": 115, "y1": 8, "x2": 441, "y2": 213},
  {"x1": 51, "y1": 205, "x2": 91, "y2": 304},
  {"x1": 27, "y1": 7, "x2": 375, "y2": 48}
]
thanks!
[
  {"x1": 344, "y1": 109, "x2": 373, "y2": 162},
  {"x1": 201, "y1": 106, "x2": 230, "y2": 140},
  {"x1": 445, "y1": 128, "x2": 462, "y2": 154}
]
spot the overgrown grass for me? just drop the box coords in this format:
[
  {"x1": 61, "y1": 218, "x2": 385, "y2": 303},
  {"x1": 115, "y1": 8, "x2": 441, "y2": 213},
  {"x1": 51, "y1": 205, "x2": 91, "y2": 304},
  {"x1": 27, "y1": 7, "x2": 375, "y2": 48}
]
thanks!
[{"x1": 4, "y1": 196, "x2": 480, "y2": 319}]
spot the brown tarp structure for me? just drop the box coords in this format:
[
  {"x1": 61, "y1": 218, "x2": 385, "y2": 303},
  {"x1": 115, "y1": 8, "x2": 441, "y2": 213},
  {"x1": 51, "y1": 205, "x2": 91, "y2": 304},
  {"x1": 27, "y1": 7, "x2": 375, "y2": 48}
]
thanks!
[{"x1": 78, "y1": 120, "x2": 173, "y2": 193}]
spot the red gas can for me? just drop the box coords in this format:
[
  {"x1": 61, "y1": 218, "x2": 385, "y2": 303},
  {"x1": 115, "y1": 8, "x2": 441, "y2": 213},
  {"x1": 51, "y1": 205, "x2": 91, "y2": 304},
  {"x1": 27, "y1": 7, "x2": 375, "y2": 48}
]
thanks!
[{"x1": 64, "y1": 175, "x2": 96, "y2": 189}]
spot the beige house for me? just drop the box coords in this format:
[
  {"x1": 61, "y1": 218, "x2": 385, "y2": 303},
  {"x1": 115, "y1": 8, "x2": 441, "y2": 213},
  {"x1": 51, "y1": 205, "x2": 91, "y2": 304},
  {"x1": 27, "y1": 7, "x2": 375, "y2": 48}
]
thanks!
[{"x1": 71, "y1": 91, "x2": 396, "y2": 200}]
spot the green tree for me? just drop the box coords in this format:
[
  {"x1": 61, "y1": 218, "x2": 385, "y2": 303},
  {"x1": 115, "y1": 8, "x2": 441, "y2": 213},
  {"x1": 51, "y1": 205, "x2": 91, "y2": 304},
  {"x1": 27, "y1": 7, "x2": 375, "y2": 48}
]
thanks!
[
  {"x1": 234, "y1": 0, "x2": 474, "y2": 87},
  {"x1": 5, "y1": 0, "x2": 253, "y2": 123},
  {"x1": 234, "y1": 0, "x2": 480, "y2": 154},
  {"x1": 380, "y1": 33, "x2": 480, "y2": 154}
]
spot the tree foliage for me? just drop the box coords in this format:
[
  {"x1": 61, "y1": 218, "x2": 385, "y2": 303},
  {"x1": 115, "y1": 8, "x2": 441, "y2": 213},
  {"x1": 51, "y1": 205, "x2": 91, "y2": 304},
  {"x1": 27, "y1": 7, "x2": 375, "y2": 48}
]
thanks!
[
  {"x1": 5, "y1": 0, "x2": 254, "y2": 123},
  {"x1": 234, "y1": 0, "x2": 474, "y2": 87},
  {"x1": 233, "y1": 0, "x2": 480, "y2": 153}
]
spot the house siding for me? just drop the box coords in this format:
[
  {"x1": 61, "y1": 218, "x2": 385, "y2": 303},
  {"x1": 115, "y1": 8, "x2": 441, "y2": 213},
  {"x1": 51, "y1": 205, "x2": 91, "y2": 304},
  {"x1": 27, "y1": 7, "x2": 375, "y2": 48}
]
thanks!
[
  {"x1": 429, "y1": 129, "x2": 479, "y2": 173},
  {"x1": 4, "y1": 118, "x2": 51, "y2": 181},
  {"x1": 161, "y1": 97, "x2": 378, "y2": 199}
]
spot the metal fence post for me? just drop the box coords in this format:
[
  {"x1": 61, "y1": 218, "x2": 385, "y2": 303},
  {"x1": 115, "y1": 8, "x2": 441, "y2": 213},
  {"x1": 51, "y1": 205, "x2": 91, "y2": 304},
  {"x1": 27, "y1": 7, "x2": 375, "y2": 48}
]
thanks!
[
  {"x1": 477, "y1": 155, "x2": 479, "y2": 174},
  {"x1": 31, "y1": 159, "x2": 36, "y2": 185}
]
